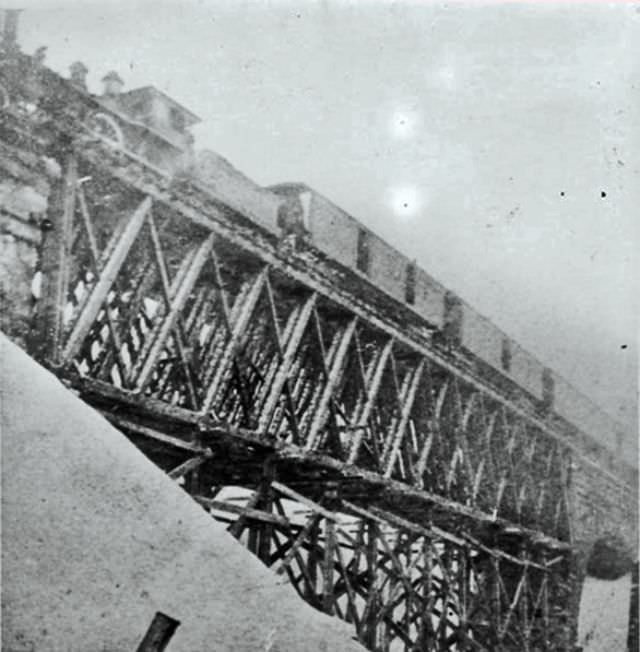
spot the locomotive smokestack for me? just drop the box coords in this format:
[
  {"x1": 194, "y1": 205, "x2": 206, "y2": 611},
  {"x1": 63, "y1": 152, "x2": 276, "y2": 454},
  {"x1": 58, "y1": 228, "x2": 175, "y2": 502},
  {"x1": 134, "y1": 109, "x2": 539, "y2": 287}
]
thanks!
[{"x1": 1, "y1": 9, "x2": 22, "y2": 51}]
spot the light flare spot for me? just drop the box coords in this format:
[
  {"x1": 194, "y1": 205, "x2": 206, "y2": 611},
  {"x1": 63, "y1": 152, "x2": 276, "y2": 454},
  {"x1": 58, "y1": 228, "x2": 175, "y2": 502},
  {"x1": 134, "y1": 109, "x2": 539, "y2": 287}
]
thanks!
[
  {"x1": 387, "y1": 185, "x2": 423, "y2": 220},
  {"x1": 389, "y1": 108, "x2": 420, "y2": 138}
]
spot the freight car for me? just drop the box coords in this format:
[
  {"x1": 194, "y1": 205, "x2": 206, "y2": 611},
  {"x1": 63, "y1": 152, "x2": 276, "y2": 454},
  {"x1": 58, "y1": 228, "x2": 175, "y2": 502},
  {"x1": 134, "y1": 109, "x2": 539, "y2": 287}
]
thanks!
[
  {"x1": 22, "y1": 52, "x2": 621, "y2": 459},
  {"x1": 265, "y1": 183, "x2": 626, "y2": 456}
]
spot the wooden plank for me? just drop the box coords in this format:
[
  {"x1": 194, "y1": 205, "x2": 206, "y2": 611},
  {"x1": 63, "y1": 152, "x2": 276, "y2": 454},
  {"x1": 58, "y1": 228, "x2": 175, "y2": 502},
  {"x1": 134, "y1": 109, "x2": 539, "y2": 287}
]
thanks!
[
  {"x1": 167, "y1": 454, "x2": 212, "y2": 480},
  {"x1": 271, "y1": 481, "x2": 340, "y2": 522},
  {"x1": 103, "y1": 413, "x2": 202, "y2": 453},
  {"x1": 368, "y1": 503, "x2": 467, "y2": 549},
  {"x1": 135, "y1": 612, "x2": 180, "y2": 652},
  {"x1": 460, "y1": 531, "x2": 548, "y2": 572},
  {"x1": 77, "y1": 375, "x2": 202, "y2": 425}
]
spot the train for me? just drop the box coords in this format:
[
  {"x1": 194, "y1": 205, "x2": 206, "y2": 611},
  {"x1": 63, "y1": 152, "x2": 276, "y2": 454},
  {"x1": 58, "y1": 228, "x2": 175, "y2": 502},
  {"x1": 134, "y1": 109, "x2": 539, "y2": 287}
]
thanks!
[
  {"x1": 1, "y1": 45, "x2": 624, "y2": 460},
  {"x1": 191, "y1": 168, "x2": 627, "y2": 459}
]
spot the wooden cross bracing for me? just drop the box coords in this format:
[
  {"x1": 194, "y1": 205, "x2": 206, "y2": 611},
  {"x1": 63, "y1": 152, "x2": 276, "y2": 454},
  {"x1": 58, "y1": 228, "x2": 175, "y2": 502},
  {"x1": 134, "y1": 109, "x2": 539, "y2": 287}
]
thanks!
[
  {"x1": 188, "y1": 481, "x2": 572, "y2": 652},
  {"x1": 32, "y1": 155, "x2": 578, "y2": 540}
]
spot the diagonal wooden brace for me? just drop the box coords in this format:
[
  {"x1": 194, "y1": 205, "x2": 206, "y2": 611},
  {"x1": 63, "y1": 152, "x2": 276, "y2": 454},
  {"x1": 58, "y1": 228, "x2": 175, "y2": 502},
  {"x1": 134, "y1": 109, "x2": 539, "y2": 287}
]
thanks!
[
  {"x1": 134, "y1": 233, "x2": 215, "y2": 392},
  {"x1": 305, "y1": 317, "x2": 357, "y2": 451},
  {"x1": 62, "y1": 196, "x2": 151, "y2": 362},
  {"x1": 200, "y1": 268, "x2": 268, "y2": 414}
]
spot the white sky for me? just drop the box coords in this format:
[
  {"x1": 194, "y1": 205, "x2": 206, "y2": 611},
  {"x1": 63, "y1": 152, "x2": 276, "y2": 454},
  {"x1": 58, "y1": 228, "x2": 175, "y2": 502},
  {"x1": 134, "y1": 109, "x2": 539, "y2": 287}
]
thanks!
[{"x1": 14, "y1": 0, "x2": 639, "y2": 434}]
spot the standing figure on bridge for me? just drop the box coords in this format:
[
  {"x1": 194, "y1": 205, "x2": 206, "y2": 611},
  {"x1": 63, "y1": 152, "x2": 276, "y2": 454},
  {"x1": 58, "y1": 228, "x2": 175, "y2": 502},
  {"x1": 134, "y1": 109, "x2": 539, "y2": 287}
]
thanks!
[{"x1": 276, "y1": 195, "x2": 309, "y2": 255}]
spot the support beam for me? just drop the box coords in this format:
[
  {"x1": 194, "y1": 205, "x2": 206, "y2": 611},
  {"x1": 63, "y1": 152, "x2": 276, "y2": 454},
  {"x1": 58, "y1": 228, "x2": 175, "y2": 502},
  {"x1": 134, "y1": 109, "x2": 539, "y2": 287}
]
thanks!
[
  {"x1": 167, "y1": 453, "x2": 212, "y2": 480},
  {"x1": 103, "y1": 413, "x2": 202, "y2": 453},
  {"x1": 271, "y1": 481, "x2": 340, "y2": 522},
  {"x1": 194, "y1": 497, "x2": 290, "y2": 528},
  {"x1": 31, "y1": 151, "x2": 77, "y2": 365},
  {"x1": 227, "y1": 485, "x2": 268, "y2": 539},
  {"x1": 274, "y1": 512, "x2": 322, "y2": 576},
  {"x1": 323, "y1": 518, "x2": 336, "y2": 614}
]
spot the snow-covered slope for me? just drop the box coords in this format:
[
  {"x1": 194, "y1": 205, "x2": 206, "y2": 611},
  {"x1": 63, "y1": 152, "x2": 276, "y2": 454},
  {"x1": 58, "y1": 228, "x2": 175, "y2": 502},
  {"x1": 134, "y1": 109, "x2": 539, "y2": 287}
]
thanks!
[{"x1": 0, "y1": 334, "x2": 365, "y2": 652}]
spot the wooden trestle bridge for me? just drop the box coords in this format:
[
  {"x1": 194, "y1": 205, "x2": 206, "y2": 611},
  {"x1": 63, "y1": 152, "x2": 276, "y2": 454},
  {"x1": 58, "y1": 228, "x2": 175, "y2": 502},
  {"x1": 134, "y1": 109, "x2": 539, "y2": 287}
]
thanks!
[{"x1": 1, "y1": 42, "x2": 636, "y2": 652}]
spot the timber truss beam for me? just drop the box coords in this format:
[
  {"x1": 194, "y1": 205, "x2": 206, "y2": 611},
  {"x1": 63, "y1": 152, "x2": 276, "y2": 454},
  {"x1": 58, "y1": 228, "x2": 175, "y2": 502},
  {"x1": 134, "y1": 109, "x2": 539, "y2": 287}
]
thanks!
[{"x1": 28, "y1": 149, "x2": 585, "y2": 540}]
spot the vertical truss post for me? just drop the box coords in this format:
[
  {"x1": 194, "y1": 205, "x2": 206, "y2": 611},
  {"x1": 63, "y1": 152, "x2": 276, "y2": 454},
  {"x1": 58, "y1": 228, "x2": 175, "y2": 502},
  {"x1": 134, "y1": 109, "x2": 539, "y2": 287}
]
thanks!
[
  {"x1": 628, "y1": 561, "x2": 639, "y2": 652},
  {"x1": 364, "y1": 519, "x2": 379, "y2": 650},
  {"x1": 256, "y1": 456, "x2": 276, "y2": 565},
  {"x1": 493, "y1": 556, "x2": 505, "y2": 650},
  {"x1": 458, "y1": 547, "x2": 469, "y2": 644},
  {"x1": 540, "y1": 552, "x2": 550, "y2": 649},
  {"x1": 322, "y1": 482, "x2": 339, "y2": 615},
  {"x1": 420, "y1": 517, "x2": 435, "y2": 651},
  {"x1": 323, "y1": 517, "x2": 336, "y2": 615},
  {"x1": 402, "y1": 533, "x2": 414, "y2": 647},
  {"x1": 30, "y1": 150, "x2": 77, "y2": 365},
  {"x1": 247, "y1": 521, "x2": 259, "y2": 556},
  {"x1": 305, "y1": 517, "x2": 321, "y2": 604},
  {"x1": 184, "y1": 428, "x2": 208, "y2": 498},
  {"x1": 562, "y1": 549, "x2": 583, "y2": 651}
]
